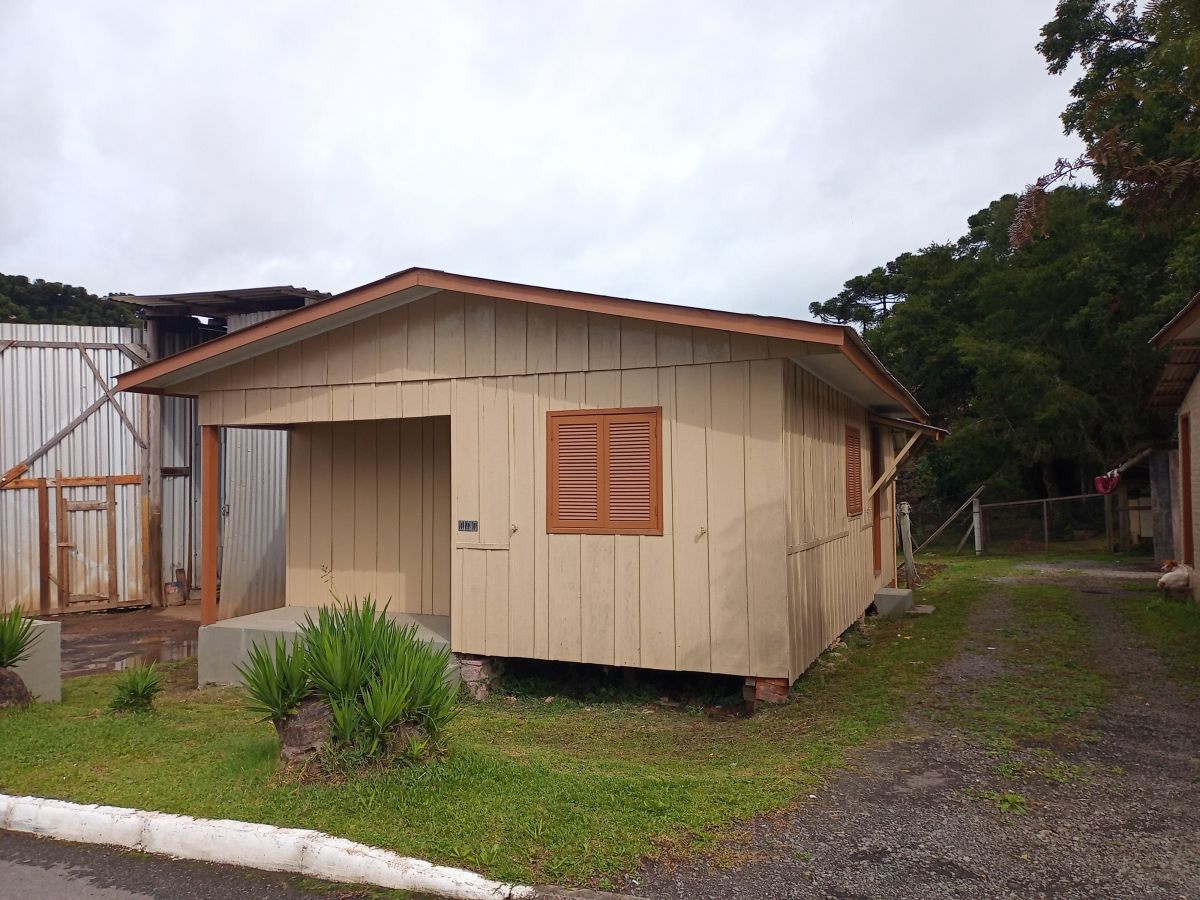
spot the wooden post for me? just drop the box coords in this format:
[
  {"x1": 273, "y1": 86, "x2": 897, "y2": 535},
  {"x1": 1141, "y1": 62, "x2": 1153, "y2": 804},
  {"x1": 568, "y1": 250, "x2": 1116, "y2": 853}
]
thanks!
[
  {"x1": 954, "y1": 520, "x2": 975, "y2": 554},
  {"x1": 200, "y1": 425, "x2": 220, "y2": 626},
  {"x1": 36, "y1": 478, "x2": 50, "y2": 615},
  {"x1": 106, "y1": 477, "x2": 119, "y2": 602},
  {"x1": 897, "y1": 501, "x2": 918, "y2": 587},
  {"x1": 972, "y1": 497, "x2": 984, "y2": 555},
  {"x1": 915, "y1": 485, "x2": 985, "y2": 553},
  {"x1": 55, "y1": 469, "x2": 69, "y2": 606},
  {"x1": 144, "y1": 320, "x2": 164, "y2": 607},
  {"x1": 1116, "y1": 482, "x2": 1133, "y2": 551},
  {"x1": 1042, "y1": 499, "x2": 1050, "y2": 551}
]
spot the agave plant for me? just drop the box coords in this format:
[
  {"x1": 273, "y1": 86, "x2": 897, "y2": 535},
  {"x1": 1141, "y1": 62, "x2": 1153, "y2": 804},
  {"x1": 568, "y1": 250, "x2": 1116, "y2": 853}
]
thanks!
[
  {"x1": 237, "y1": 637, "x2": 311, "y2": 724},
  {"x1": 247, "y1": 596, "x2": 459, "y2": 761},
  {"x1": 360, "y1": 671, "x2": 413, "y2": 754},
  {"x1": 328, "y1": 696, "x2": 360, "y2": 745},
  {"x1": 303, "y1": 617, "x2": 369, "y2": 705},
  {"x1": 0, "y1": 607, "x2": 39, "y2": 668},
  {"x1": 109, "y1": 663, "x2": 163, "y2": 712}
]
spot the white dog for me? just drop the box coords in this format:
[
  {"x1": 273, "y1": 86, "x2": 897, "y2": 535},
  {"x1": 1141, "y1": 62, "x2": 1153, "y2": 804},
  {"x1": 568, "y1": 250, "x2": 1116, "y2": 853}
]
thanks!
[{"x1": 1157, "y1": 560, "x2": 1192, "y2": 597}]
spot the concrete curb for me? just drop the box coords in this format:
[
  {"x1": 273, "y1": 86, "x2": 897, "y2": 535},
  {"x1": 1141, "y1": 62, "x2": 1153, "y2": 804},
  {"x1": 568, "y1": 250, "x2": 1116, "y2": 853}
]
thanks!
[{"x1": 0, "y1": 793, "x2": 637, "y2": 899}]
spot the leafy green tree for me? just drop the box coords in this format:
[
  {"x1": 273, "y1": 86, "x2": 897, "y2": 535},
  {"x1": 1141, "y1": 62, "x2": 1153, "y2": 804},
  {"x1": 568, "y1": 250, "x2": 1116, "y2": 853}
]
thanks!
[
  {"x1": 1013, "y1": 0, "x2": 1200, "y2": 245},
  {"x1": 0, "y1": 273, "x2": 137, "y2": 327},
  {"x1": 815, "y1": 186, "x2": 1180, "y2": 502}
]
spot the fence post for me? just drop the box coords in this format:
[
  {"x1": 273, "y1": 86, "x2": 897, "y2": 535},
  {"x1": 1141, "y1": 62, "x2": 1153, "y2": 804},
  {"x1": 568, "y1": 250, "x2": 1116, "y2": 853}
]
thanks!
[
  {"x1": 972, "y1": 497, "x2": 984, "y2": 555},
  {"x1": 898, "y1": 502, "x2": 918, "y2": 587},
  {"x1": 1042, "y1": 499, "x2": 1050, "y2": 551}
]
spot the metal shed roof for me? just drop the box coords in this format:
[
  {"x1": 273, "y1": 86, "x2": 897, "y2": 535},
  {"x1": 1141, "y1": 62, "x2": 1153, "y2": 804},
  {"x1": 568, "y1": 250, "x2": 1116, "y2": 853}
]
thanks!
[{"x1": 109, "y1": 286, "x2": 330, "y2": 318}]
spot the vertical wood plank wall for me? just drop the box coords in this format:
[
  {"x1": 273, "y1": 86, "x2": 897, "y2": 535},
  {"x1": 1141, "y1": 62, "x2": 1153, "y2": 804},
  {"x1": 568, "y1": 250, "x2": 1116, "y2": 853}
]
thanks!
[
  {"x1": 286, "y1": 419, "x2": 451, "y2": 615},
  {"x1": 191, "y1": 290, "x2": 895, "y2": 679},
  {"x1": 1179, "y1": 376, "x2": 1200, "y2": 601},
  {"x1": 783, "y1": 362, "x2": 896, "y2": 677}
]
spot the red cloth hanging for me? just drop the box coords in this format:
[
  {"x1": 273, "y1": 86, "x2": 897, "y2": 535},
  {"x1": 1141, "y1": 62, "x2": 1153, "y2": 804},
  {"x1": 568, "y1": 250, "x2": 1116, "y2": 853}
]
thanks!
[{"x1": 1094, "y1": 472, "x2": 1120, "y2": 495}]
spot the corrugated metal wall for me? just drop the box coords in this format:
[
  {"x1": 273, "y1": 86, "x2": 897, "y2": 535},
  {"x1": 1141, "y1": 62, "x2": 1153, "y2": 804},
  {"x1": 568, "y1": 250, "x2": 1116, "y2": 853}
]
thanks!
[
  {"x1": 158, "y1": 327, "x2": 206, "y2": 591},
  {"x1": 217, "y1": 310, "x2": 288, "y2": 619},
  {"x1": 0, "y1": 324, "x2": 148, "y2": 612}
]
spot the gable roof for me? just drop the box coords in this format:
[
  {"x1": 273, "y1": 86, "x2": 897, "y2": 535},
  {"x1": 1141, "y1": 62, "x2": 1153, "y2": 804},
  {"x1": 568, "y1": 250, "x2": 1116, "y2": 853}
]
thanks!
[{"x1": 114, "y1": 267, "x2": 928, "y2": 420}]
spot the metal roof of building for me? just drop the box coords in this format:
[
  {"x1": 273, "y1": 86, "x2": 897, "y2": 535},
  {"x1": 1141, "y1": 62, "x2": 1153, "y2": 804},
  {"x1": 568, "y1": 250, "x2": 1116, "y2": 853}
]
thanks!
[{"x1": 109, "y1": 286, "x2": 330, "y2": 317}]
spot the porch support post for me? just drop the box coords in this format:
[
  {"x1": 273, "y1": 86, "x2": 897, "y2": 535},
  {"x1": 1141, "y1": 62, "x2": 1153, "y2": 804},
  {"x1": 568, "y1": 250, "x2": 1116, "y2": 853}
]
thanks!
[{"x1": 200, "y1": 425, "x2": 220, "y2": 626}]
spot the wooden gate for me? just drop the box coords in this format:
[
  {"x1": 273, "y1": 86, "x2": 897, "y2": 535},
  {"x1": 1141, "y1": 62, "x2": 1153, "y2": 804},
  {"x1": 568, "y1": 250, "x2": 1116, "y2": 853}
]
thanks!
[{"x1": 19, "y1": 472, "x2": 148, "y2": 614}]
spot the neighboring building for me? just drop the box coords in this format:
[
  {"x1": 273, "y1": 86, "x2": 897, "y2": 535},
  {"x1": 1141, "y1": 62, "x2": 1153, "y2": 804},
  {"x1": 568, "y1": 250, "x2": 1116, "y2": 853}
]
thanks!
[
  {"x1": 110, "y1": 289, "x2": 328, "y2": 619},
  {"x1": 1152, "y1": 293, "x2": 1200, "y2": 591},
  {"x1": 0, "y1": 288, "x2": 324, "y2": 617},
  {"x1": 116, "y1": 268, "x2": 938, "y2": 695},
  {"x1": 1098, "y1": 444, "x2": 1175, "y2": 558}
]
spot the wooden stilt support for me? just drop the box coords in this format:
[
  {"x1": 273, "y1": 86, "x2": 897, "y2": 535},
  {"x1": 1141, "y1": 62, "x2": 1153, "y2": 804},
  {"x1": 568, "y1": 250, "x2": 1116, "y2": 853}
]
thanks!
[{"x1": 200, "y1": 425, "x2": 220, "y2": 626}]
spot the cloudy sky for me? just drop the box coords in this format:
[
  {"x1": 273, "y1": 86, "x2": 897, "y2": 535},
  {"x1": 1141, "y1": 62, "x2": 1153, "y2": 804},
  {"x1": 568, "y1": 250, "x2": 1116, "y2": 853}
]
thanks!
[{"x1": 0, "y1": 1, "x2": 1083, "y2": 318}]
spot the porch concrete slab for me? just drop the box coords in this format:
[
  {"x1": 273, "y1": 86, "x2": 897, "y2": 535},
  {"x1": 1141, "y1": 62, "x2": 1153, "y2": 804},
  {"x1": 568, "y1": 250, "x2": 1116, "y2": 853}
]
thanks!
[
  {"x1": 12, "y1": 621, "x2": 61, "y2": 703},
  {"x1": 873, "y1": 587, "x2": 914, "y2": 620},
  {"x1": 198, "y1": 607, "x2": 451, "y2": 686}
]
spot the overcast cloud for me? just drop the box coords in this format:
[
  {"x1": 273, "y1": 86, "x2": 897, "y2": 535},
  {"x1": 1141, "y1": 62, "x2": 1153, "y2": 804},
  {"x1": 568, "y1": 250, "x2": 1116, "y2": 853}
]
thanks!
[{"x1": 0, "y1": 1, "x2": 1083, "y2": 317}]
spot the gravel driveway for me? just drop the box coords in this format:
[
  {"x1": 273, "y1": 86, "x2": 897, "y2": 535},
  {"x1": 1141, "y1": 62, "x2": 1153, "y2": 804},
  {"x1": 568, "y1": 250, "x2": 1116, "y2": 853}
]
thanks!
[{"x1": 627, "y1": 563, "x2": 1200, "y2": 899}]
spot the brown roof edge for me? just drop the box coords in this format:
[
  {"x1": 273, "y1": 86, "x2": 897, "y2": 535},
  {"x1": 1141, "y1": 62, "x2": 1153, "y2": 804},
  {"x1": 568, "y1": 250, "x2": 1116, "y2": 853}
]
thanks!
[
  {"x1": 1152, "y1": 291, "x2": 1200, "y2": 348},
  {"x1": 115, "y1": 266, "x2": 926, "y2": 418},
  {"x1": 840, "y1": 329, "x2": 927, "y2": 421}
]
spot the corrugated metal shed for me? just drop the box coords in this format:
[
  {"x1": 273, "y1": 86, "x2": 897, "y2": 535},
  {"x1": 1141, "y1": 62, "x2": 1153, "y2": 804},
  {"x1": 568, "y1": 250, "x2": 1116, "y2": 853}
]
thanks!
[{"x1": 0, "y1": 324, "x2": 149, "y2": 612}]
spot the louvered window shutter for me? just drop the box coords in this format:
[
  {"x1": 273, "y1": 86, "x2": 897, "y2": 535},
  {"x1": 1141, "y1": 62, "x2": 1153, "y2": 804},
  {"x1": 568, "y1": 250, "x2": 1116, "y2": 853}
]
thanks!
[
  {"x1": 548, "y1": 408, "x2": 662, "y2": 535},
  {"x1": 550, "y1": 416, "x2": 601, "y2": 526},
  {"x1": 846, "y1": 425, "x2": 863, "y2": 517}
]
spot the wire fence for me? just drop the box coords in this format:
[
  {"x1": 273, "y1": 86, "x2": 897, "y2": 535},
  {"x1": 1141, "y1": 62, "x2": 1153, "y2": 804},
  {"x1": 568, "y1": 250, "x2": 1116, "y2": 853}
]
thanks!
[
  {"x1": 977, "y1": 494, "x2": 1107, "y2": 553},
  {"x1": 908, "y1": 490, "x2": 1118, "y2": 556}
]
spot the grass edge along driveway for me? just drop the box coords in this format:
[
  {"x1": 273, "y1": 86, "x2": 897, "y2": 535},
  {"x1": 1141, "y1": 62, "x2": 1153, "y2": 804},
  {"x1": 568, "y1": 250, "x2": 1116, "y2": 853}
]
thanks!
[{"x1": 0, "y1": 561, "x2": 997, "y2": 888}]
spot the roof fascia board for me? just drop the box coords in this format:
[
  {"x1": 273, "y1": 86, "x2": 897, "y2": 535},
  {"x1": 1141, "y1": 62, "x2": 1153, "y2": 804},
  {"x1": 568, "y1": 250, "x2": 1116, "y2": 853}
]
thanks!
[
  {"x1": 116, "y1": 268, "x2": 924, "y2": 417},
  {"x1": 1153, "y1": 293, "x2": 1200, "y2": 347},
  {"x1": 118, "y1": 278, "x2": 432, "y2": 391},
  {"x1": 837, "y1": 336, "x2": 926, "y2": 421}
]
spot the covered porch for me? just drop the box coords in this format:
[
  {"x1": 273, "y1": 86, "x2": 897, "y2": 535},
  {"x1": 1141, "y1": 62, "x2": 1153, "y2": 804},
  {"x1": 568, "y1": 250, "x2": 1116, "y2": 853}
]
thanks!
[{"x1": 196, "y1": 415, "x2": 453, "y2": 684}]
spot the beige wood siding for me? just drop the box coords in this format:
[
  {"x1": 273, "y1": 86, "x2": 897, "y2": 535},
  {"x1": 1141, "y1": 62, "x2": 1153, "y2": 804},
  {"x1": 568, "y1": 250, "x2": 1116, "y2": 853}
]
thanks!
[
  {"x1": 187, "y1": 288, "x2": 906, "y2": 680},
  {"x1": 783, "y1": 362, "x2": 896, "y2": 677},
  {"x1": 183, "y1": 290, "x2": 818, "y2": 400},
  {"x1": 1179, "y1": 375, "x2": 1200, "y2": 601},
  {"x1": 285, "y1": 419, "x2": 450, "y2": 614},
  {"x1": 442, "y1": 360, "x2": 787, "y2": 678}
]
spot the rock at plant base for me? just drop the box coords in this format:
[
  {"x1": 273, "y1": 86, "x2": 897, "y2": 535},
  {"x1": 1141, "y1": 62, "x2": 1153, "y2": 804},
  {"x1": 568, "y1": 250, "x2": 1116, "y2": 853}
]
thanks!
[
  {"x1": 0, "y1": 668, "x2": 32, "y2": 708},
  {"x1": 275, "y1": 697, "x2": 331, "y2": 762}
]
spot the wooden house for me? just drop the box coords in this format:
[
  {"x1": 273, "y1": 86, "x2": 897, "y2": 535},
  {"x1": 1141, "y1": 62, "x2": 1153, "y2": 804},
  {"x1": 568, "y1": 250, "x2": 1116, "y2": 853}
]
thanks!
[
  {"x1": 1152, "y1": 293, "x2": 1200, "y2": 596},
  {"x1": 116, "y1": 269, "x2": 937, "y2": 695}
]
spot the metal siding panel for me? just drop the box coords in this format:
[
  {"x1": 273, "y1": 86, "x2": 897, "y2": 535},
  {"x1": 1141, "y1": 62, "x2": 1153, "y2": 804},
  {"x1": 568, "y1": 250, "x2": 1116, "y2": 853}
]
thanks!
[
  {"x1": 0, "y1": 324, "x2": 147, "y2": 611},
  {"x1": 217, "y1": 427, "x2": 288, "y2": 618}
]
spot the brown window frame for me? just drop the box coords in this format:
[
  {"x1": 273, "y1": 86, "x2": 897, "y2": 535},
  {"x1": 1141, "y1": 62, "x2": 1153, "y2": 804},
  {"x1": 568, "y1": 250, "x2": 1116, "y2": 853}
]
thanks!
[
  {"x1": 846, "y1": 424, "x2": 863, "y2": 518},
  {"x1": 547, "y1": 406, "x2": 663, "y2": 536}
]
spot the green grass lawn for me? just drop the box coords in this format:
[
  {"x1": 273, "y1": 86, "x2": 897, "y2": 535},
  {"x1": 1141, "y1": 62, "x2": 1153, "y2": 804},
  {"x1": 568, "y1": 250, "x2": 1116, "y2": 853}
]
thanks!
[
  {"x1": 1113, "y1": 583, "x2": 1200, "y2": 691},
  {"x1": 0, "y1": 562, "x2": 989, "y2": 887}
]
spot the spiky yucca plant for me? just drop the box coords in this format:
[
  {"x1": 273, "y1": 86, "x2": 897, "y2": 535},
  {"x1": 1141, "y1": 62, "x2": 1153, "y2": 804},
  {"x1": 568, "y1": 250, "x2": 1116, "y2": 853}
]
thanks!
[
  {"x1": 0, "y1": 607, "x2": 39, "y2": 668},
  {"x1": 237, "y1": 637, "x2": 311, "y2": 724}
]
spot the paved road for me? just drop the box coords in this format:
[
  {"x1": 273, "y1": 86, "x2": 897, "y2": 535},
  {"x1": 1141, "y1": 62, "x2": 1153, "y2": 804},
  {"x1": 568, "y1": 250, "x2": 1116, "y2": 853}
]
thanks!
[{"x1": 0, "y1": 829, "x2": 379, "y2": 898}]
